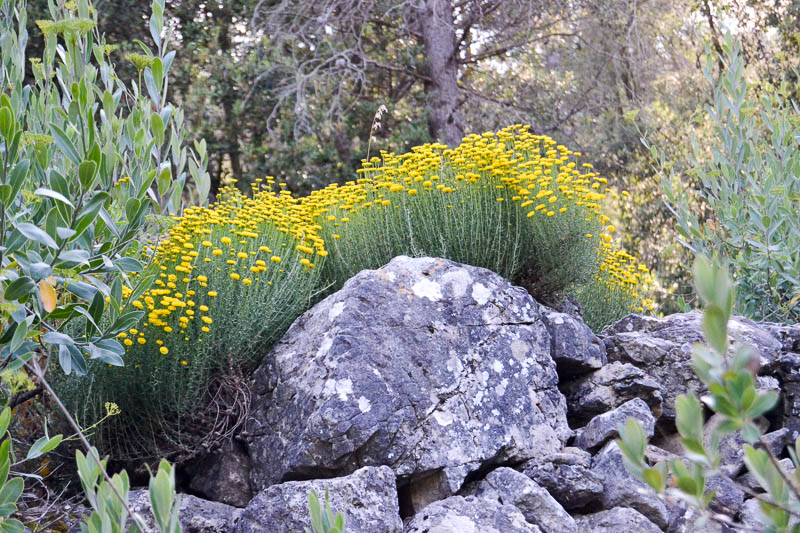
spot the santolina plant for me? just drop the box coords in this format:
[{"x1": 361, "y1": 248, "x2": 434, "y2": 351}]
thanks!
[
  {"x1": 58, "y1": 126, "x2": 653, "y2": 459},
  {"x1": 309, "y1": 125, "x2": 653, "y2": 314},
  {"x1": 55, "y1": 183, "x2": 323, "y2": 458}
]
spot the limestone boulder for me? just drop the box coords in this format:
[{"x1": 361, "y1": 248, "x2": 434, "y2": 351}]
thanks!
[{"x1": 245, "y1": 256, "x2": 570, "y2": 490}]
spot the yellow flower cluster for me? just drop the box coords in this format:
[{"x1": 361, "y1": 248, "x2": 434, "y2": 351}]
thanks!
[
  {"x1": 120, "y1": 125, "x2": 652, "y2": 363},
  {"x1": 299, "y1": 124, "x2": 652, "y2": 312},
  {"x1": 120, "y1": 183, "x2": 324, "y2": 359}
]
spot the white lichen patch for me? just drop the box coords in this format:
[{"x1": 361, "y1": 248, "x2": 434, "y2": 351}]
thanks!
[
  {"x1": 510, "y1": 339, "x2": 529, "y2": 361},
  {"x1": 446, "y1": 354, "x2": 464, "y2": 374},
  {"x1": 324, "y1": 378, "x2": 353, "y2": 401},
  {"x1": 358, "y1": 396, "x2": 372, "y2": 413},
  {"x1": 495, "y1": 378, "x2": 509, "y2": 396},
  {"x1": 492, "y1": 359, "x2": 504, "y2": 373},
  {"x1": 440, "y1": 269, "x2": 472, "y2": 298},
  {"x1": 471, "y1": 283, "x2": 491, "y2": 305},
  {"x1": 433, "y1": 410, "x2": 454, "y2": 427},
  {"x1": 328, "y1": 301, "x2": 345, "y2": 321},
  {"x1": 473, "y1": 390, "x2": 484, "y2": 406},
  {"x1": 316, "y1": 336, "x2": 334, "y2": 359},
  {"x1": 412, "y1": 278, "x2": 443, "y2": 301}
]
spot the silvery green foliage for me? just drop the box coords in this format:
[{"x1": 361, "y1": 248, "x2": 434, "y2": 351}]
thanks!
[
  {"x1": 618, "y1": 256, "x2": 800, "y2": 532},
  {"x1": 0, "y1": 406, "x2": 61, "y2": 533},
  {"x1": 77, "y1": 448, "x2": 181, "y2": 533},
  {"x1": 0, "y1": 0, "x2": 210, "y2": 380},
  {"x1": 661, "y1": 35, "x2": 800, "y2": 322},
  {"x1": 305, "y1": 489, "x2": 345, "y2": 533}
]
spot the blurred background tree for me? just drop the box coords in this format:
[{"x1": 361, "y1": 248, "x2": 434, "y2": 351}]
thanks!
[{"x1": 22, "y1": 0, "x2": 800, "y2": 314}]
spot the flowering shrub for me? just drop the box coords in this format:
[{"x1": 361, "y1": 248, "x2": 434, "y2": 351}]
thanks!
[
  {"x1": 56, "y1": 182, "x2": 323, "y2": 458},
  {"x1": 310, "y1": 125, "x2": 652, "y2": 323},
  {"x1": 60, "y1": 126, "x2": 652, "y2": 459}
]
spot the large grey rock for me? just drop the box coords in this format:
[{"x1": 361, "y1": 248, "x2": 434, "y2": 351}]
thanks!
[
  {"x1": 523, "y1": 455, "x2": 603, "y2": 511},
  {"x1": 541, "y1": 308, "x2": 605, "y2": 377},
  {"x1": 603, "y1": 312, "x2": 781, "y2": 423},
  {"x1": 186, "y1": 440, "x2": 252, "y2": 507},
  {"x1": 561, "y1": 361, "x2": 663, "y2": 427},
  {"x1": 760, "y1": 322, "x2": 800, "y2": 352},
  {"x1": 402, "y1": 495, "x2": 541, "y2": 533},
  {"x1": 245, "y1": 256, "x2": 571, "y2": 489},
  {"x1": 233, "y1": 466, "x2": 401, "y2": 533},
  {"x1": 128, "y1": 491, "x2": 242, "y2": 533},
  {"x1": 573, "y1": 398, "x2": 656, "y2": 452},
  {"x1": 644, "y1": 445, "x2": 743, "y2": 517},
  {"x1": 467, "y1": 467, "x2": 576, "y2": 533},
  {"x1": 590, "y1": 441, "x2": 669, "y2": 529},
  {"x1": 574, "y1": 507, "x2": 661, "y2": 533}
]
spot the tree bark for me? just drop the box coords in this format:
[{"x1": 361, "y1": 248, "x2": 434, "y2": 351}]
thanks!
[{"x1": 415, "y1": 0, "x2": 465, "y2": 147}]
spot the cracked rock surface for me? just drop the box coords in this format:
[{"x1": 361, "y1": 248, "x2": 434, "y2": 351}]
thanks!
[
  {"x1": 602, "y1": 311, "x2": 781, "y2": 423},
  {"x1": 245, "y1": 256, "x2": 570, "y2": 490}
]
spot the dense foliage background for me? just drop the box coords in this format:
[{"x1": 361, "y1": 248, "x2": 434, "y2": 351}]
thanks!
[{"x1": 16, "y1": 0, "x2": 798, "y2": 313}]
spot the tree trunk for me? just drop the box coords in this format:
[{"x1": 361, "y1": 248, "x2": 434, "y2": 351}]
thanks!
[
  {"x1": 216, "y1": 3, "x2": 241, "y2": 195},
  {"x1": 415, "y1": 0, "x2": 465, "y2": 147}
]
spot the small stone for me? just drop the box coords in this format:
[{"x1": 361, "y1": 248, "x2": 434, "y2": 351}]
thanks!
[
  {"x1": 541, "y1": 308, "x2": 606, "y2": 378},
  {"x1": 703, "y1": 414, "x2": 769, "y2": 477},
  {"x1": 185, "y1": 440, "x2": 252, "y2": 507},
  {"x1": 574, "y1": 507, "x2": 661, "y2": 533},
  {"x1": 522, "y1": 461, "x2": 603, "y2": 511},
  {"x1": 560, "y1": 361, "x2": 662, "y2": 427},
  {"x1": 407, "y1": 463, "x2": 477, "y2": 514},
  {"x1": 402, "y1": 495, "x2": 541, "y2": 533},
  {"x1": 737, "y1": 458, "x2": 794, "y2": 492},
  {"x1": 590, "y1": 441, "x2": 669, "y2": 529},
  {"x1": 128, "y1": 491, "x2": 242, "y2": 533},
  {"x1": 234, "y1": 466, "x2": 401, "y2": 533},
  {"x1": 467, "y1": 467, "x2": 576, "y2": 533},
  {"x1": 573, "y1": 398, "x2": 655, "y2": 452}
]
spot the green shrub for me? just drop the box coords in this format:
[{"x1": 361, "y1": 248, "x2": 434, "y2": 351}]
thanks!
[
  {"x1": 56, "y1": 184, "x2": 322, "y2": 460},
  {"x1": 663, "y1": 36, "x2": 800, "y2": 323},
  {"x1": 309, "y1": 126, "x2": 652, "y2": 325},
  {"x1": 0, "y1": 0, "x2": 207, "y2": 384},
  {"x1": 618, "y1": 256, "x2": 795, "y2": 530}
]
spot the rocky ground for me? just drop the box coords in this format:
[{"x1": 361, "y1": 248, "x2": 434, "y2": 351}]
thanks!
[{"x1": 85, "y1": 257, "x2": 800, "y2": 532}]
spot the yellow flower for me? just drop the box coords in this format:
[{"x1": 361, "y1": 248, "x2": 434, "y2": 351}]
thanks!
[
  {"x1": 230, "y1": 272, "x2": 240, "y2": 280},
  {"x1": 208, "y1": 291, "x2": 218, "y2": 297},
  {"x1": 270, "y1": 256, "x2": 282, "y2": 263},
  {"x1": 160, "y1": 346, "x2": 169, "y2": 355}
]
